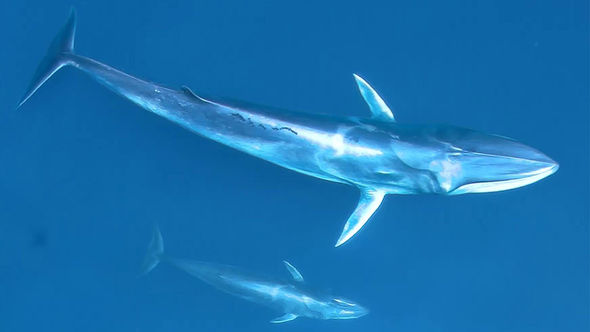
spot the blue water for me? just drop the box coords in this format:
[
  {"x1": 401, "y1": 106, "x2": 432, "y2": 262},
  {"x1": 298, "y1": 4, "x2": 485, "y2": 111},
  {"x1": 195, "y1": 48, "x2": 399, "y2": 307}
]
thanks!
[{"x1": 1, "y1": 1, "x2": 588, "y2": 331}]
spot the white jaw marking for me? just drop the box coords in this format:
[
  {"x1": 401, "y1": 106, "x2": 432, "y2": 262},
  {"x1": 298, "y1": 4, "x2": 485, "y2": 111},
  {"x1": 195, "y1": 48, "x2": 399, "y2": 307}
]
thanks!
[{"x1": 451, "y1": 164, "x2": 558, "y2": 195}]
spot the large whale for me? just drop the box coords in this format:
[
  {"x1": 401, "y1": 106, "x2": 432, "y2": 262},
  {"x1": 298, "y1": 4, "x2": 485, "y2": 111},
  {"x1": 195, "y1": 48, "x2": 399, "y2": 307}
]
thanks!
[
  {"x1": 141, "y1": 226, "x2": 369, "y2": 323},
  {"x1": 18, "y1": 11, "x2": 559, "y2": 246}
]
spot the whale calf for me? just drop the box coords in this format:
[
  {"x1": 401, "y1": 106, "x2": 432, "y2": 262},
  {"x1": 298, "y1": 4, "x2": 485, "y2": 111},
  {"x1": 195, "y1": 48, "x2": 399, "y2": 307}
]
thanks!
[
  {"x1": 141, "y1": 226, "x2": 369, "y2": 323},
  {"x1": 19, "y1": 10, "x2": 559, "y2": 246}
]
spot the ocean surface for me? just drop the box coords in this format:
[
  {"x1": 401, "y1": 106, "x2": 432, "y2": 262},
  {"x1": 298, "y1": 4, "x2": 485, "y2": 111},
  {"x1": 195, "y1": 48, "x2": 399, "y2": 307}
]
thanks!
[{"x1": 0, "y1": 1, "x2": 588, "y2": 331}]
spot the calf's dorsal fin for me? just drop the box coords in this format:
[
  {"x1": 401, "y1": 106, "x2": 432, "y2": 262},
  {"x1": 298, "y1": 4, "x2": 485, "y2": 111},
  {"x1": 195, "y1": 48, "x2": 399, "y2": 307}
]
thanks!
[
  {"x1": 283, "y1": 260, "x2": 304, "y2": 282},
  {"x1": 335, "y1": 188, "x2": 386, "y2": 247},
  {"x1": 270, "y1": 313, "x2": 298, "y2": 323},
  {"x1": 353, "y1": 74, "x2": 395, "y2": 121}
]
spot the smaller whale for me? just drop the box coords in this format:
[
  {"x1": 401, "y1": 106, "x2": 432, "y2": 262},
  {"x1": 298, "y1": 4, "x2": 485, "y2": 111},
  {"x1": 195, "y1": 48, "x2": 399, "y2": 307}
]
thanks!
[{"x1": 141, "y1": 226, "x2": 369, "y2": 323}]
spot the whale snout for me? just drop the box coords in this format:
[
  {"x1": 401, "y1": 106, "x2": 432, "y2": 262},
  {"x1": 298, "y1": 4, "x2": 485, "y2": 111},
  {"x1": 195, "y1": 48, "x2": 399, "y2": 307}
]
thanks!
[
  {"x1": 444, "y1": 132, "x2": 559, "y2": 194},
  {"x1": 338, "y1": 305, "x2": 369, "y2": 319}
]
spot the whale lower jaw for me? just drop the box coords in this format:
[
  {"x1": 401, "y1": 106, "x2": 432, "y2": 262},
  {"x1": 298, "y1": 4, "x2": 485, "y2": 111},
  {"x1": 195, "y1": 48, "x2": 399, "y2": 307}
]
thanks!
[{"x1": 449, "y1": 163, "x2": 559, "y2": 195}]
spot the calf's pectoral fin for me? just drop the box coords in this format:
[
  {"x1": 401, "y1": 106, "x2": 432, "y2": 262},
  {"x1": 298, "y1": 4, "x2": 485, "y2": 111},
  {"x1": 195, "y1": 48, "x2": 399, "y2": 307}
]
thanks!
[
  {"x1": 283, "y1": 260, "x2": 304, "y2": 282},
  {"x1": 335, "y1": 188, "x2": 386, "y2": 247},
  {"x1": 270, "y1": 313, "x2": 298, "y2": 323}
]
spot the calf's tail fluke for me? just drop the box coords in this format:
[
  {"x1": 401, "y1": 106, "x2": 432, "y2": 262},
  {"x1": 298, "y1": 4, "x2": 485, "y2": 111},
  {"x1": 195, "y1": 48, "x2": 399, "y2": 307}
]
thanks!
[
  {"x1": 140, "y1": 225, "x2": 165, "y2": 276},
  {"x1": 17, "y1": 9, "x2": 77, "y2": 108}
]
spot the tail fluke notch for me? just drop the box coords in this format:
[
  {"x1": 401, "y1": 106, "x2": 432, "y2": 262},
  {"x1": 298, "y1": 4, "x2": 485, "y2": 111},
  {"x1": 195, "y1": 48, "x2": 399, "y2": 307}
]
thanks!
[
  {"x1": 18, "y1": 9, "x2": 77, "y2": 108},
  {"x1": 140, "y1": 225, "x2": 164, "y2": 276}
]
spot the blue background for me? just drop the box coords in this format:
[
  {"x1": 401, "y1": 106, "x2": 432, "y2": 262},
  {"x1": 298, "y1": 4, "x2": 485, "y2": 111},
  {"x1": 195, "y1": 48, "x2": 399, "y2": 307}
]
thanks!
[{"x1": 0, "y1": 1, "x2": 588, "y2": 331}]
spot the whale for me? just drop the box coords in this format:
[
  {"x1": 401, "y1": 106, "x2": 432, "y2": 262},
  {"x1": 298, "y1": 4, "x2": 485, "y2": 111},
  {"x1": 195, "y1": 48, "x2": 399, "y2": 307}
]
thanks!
[
  {"x1": 18, "y1": 10, "x2": 559, "y2": 246},
  {"x1": 141, "y1": 226, "x2": 369, "y2": 323}
]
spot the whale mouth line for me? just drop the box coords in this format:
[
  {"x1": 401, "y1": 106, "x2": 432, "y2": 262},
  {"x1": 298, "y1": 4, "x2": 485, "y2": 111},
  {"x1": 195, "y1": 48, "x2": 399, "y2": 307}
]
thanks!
[
  {"x1": 454, "y1": 148, "x2": 558, "y2": 165},
  {"x1": 335, "y1": 310, "x2": 370, "y2": 319},
  {"x1": 449, "y1": 163, "x2": 559, "y2": 195}
]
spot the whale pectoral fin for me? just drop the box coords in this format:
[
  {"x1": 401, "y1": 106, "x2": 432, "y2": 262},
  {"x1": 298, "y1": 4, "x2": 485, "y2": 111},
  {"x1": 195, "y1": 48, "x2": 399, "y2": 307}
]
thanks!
[
  {"x1": 270, "y1": 313, "x2": 298, "y2": 323},
  {"x1": 283, "y1": 260, "x2": 304, "y2": 282},
  {"x1": 353, "y1": 74, "x2": 395, "y2": 122},
  {"x1": 335, "y1": 189, "x2": 386, "y2": 247}
]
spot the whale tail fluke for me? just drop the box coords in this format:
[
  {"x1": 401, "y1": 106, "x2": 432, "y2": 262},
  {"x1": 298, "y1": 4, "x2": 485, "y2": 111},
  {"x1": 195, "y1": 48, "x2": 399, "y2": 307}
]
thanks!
[
  {"x1": 17, "y1": 8, "x2": 77, "y2": 108},
  {"x1": 140, "y1": 225, "x2": 165, "y2": 276}
]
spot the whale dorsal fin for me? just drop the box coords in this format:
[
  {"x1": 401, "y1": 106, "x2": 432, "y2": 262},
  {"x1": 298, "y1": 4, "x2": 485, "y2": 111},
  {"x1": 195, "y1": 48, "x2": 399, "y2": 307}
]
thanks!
[
  {"x1": 335, "y1": 188, "x2": 386, "y2": 247},
  {"x1": 270, "y1": 313, "x2": 298, "y2": 324},
  {"x1": 353, "y1": 74, "x2": 395, "y2": 122},
  {"x1": 180, "y1": 85, "x2": 207, "y2": 103},
  {"x1": 283, "y1": 260, "x2": 304, "y2": 282}
]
